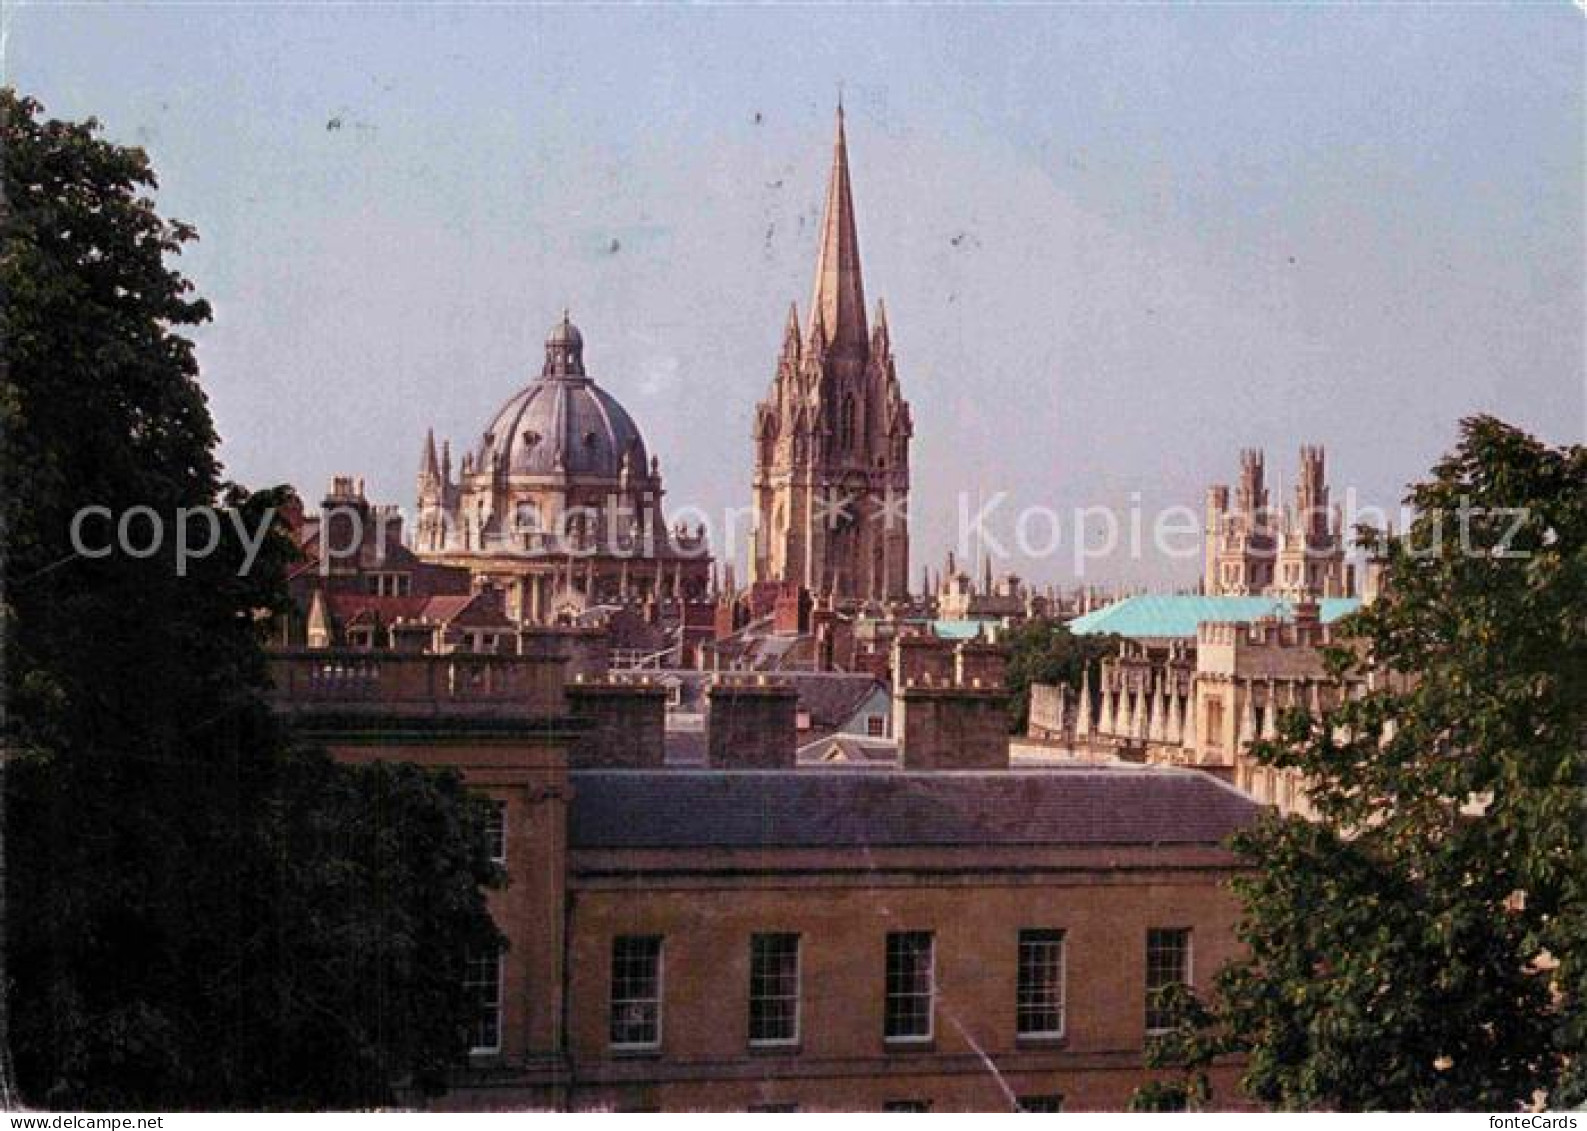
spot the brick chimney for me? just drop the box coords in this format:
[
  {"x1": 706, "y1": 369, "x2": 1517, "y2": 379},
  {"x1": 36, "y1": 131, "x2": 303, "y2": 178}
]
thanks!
[
  {"x1": 566, "y1": 676, "x2": 667, "y2": 768},
  {"x1": 320, "y1": 476, "x2": 370, "y2": 566},
  {"x1": 890, "y1": 633, "x2": 956, "y2": 689},
  {"x1": 891, "y1": 636, "x2": 1012, "y2": 770},
  {"x1": 954, "y1": 640, "x2": 1008, "y2": 688},
  {"x1": 772, "y1": 583, "x2": 813, "y2": 635},
  {"x1": 706, "y1": 677, "x2": 798, "y2": 769},
  {"x1": 897, "y1": 684, "x2": 1011, "y2": 770}
]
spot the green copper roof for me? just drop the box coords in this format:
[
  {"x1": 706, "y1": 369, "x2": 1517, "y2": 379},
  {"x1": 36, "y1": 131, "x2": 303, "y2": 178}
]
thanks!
[
  {"x1": 1068, "y1": 595, "x2": 1361, "y2": 639},
  {"x1": 930, "y1": 619, "x2": 998, "y2": 640}
]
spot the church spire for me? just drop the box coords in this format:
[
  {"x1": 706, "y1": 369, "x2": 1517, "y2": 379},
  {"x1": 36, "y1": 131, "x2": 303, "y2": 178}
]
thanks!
[
  {"x1": 809, "y1": 102, "x2": 867, "y2": 355},
  {"x1": 418, "y1": 428, "x2": 441, "y2": 488}
]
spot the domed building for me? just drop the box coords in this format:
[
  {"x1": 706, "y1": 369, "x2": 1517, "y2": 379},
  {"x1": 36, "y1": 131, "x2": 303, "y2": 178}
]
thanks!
[{"x1": 414, "y1": 313, "x2": 711, "y2": 625}]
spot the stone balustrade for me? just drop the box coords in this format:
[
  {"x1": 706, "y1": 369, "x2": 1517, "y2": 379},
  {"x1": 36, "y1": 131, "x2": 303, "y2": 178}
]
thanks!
[{"x1": 268, "y1": 649, "x2": 567, "y2": 720}]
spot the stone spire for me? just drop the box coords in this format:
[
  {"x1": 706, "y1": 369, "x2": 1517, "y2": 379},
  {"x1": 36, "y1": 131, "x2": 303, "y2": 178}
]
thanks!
[
  {"x1": 418, "y1": 428, "x2": 441, "y2": 489},
  {"x1": 809, "y1": 102, "x2": 868, "y2": 356}
]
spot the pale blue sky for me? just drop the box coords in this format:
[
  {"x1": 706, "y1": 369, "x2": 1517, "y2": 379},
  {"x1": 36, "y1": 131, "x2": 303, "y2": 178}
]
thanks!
[{"x1": 8, "y1": 4, "x2": 1583, "y2": 585}]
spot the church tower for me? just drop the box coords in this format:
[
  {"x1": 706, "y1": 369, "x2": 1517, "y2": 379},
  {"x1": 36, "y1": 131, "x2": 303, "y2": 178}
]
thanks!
[{"x1": 749, "y1": 105, "x2": 913, "y2": 604}]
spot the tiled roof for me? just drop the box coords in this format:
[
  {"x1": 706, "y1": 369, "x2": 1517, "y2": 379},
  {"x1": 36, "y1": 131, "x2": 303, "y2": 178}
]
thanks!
[
  {"x1": 1068, "y1": 595, "x2": 1360, "y2": 639},
  {"x1": 568, "y1": 767, "x2": 1260, "y2": 850}
]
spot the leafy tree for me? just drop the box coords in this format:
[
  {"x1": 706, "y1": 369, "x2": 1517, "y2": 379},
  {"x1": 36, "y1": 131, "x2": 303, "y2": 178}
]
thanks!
[
  {"x1": 1000, "y1": 617, "x2": 1117, "y2": 733},
  {"x1": 2, "y1": 89, "x2": 501, "y2": 1108},
  {"x1": 1134, "y1": 416, "x2": 1585, "y2": 1111}
]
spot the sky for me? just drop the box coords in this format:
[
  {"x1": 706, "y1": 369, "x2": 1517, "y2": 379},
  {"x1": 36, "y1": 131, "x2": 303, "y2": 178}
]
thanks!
[{"x1": 8, "y1": 4, "x2": 1584, "y2": 588}]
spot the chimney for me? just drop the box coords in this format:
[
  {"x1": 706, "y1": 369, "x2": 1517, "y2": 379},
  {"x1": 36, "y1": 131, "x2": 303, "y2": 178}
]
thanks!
[
  {"x1": 706, "y1": 676, "x2": 798, "y2": 769},
  {"x1": 320, "y1": 476, "x2": 370, "y2": 566},
  {"x1": 954, "y1": 639, "x2": 1008, "y2": 688},
  {"x1": 891, "y1": 633, "x2": 955, "y2": 688},
  {"x1": 772, "y1": 583, "x2": 813, "y2": 635},
  {"x1": 1292, "y1": 598, "x2": 1322, "y2": 645},
  {"x1": 898, "y1": 683, "x2": 1011, "y2": 770},
  {"x1": 566, "y1": 677, "x2": 667, "y2": 768}
]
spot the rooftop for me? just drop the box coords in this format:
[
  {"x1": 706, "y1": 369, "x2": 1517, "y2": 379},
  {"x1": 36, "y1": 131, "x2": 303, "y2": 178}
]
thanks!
[
  {"x1": 568, "y1": 765, "x2": 1260, "y2": 850},
  {"x1": 1068, "y1": 594, "x2": 1360, "y2": 639}
]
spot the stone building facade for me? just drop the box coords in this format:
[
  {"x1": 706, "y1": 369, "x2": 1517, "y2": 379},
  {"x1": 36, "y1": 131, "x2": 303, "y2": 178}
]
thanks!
[
  {"x1": 1039, "y1": 597, "x2": 1372, "y2": 816},
  {"x1": 268, "y1": 637, "x2": 1261, "y2": 1111},
  {"x1": 749, "y1": 107, "x2": 913, "y2": 605},
  {"x1": 1204, "y1": 446, "x2": 1352, "y2": 599},
  {"x1": 414, "y1": 313, "x2": 711, "y2": 625}
]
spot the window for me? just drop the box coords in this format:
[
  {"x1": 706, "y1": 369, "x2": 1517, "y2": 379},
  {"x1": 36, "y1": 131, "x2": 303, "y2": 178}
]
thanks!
[
  {"x1": 1145, "y1": 928, "x2": 1193, "y2": 1033},
  {"x1": 884, "y1": 931, "x2": 934, "y2": 1042},
  {"x1": 883, "y1": 1101, "x2": 931, "y2": 1113},
  {"x1": 364, "y1": 571, "x2": 412, "y2": 597},
  {"x1": 866, "y1": 714, "x2": 886, "y2": 737},
  {"x1": 1016, "y1": 929, "x2": 1065, "y2": 1039},
  {"x1": 748, "y1": 933, "x2": 801, "y2": 1045},
  {"x1": 463, "y1": 947, "x2": 503, "y2": 1054},
  {"x1": 1017, "y1": 1095, "x2": 1065, "y2": 1113},
  {"x1": 610, "y1": 936, "x2": 664, "y2": 1049},
  {"x1": 484, "y1": 799, "x2": 507, "y2": 866},
  {"x1": 1205, "y1": 697, "x2": 1225, "y2": 749}
]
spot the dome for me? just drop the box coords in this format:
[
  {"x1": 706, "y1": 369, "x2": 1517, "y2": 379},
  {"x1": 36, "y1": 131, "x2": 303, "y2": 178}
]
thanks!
[
  {"x1": 546, "y1": 310, "x2": 583, "y2": 350},
  {"x1": 473, "y1": 317, "x2": 649, "y2": 480}
]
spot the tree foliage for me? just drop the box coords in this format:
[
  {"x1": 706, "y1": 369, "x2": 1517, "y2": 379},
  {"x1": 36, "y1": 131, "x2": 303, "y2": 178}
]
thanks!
[
  {"x1": 1000, "y1": 617, "x2": 1117, "y2": 733},
  {"x1": 1137, "y1": 416, "x2": 1585, "y2": 1111},
  {"x1": 2, "y1": 89, "x2": 501, "y2": 1108}
]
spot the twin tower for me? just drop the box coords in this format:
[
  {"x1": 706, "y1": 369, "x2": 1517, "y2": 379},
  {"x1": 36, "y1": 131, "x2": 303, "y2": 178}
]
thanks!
[{"x1": 748, "y1": 106, "x2": 915, "y2": 605}]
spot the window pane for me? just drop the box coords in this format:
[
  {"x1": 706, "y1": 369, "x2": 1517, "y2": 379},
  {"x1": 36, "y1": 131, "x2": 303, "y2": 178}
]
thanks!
[
  {"x1": 610, "y1": 935, "x2": 663, "y2": 1048},
  {"x1": 1016, "y1": 929, "x2": 1065, "y2": 1037},
  {"x1": 884, "y1": 931, "x2": 934, "y2": 1040},
  {"x1": 463, "y1": 946, "x2": 502, "y2": 1054},
  {"x1": 1145, "y1": 928, "x2": 1192, "y2": 1032},
  {"x1": 749, "y1": 933, "x2": 801, "y2": 1044},
  {"x1": 484, "y1": 799, "x2": 507, "y2": 865},
  {"x1": 1017, "y1": 1095, "x2": 1065, "y2": 1113}
]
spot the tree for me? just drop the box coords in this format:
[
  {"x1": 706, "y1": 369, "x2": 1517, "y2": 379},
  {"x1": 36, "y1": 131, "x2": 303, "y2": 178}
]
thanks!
[
  {"x1": 2, "y1": 89, "x2": 501, "y2": 1108},
  {"x1": 1136, "y1": 416, "x2": 1585, "y2": 1111},
  {"x1": 1000, "y1": 617, "x2": 1117, "y2": 733}
]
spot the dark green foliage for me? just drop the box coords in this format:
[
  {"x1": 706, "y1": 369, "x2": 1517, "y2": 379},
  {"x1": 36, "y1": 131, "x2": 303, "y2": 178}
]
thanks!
[
  {"x1": 2, "y1": 89, "x2": 501, "y2": 1108},
  {"x1": 1135, "y1": 416, "x2": 1586, "y2": 1111},
  {"x1": 1000, "y1": 617, "x2": 1117, "y2": 733}
]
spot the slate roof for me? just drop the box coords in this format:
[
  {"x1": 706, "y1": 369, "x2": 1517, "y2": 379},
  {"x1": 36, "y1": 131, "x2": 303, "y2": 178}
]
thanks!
[
  {"x1": 324, "y1": 592, "x2": 507, "y2": 628},
  {"x1": 659, "y1": 670, "x2": 884, "y2": 731},
  {"x1": 1068, "y1": 595, "x2": 1360, "y2": 639},
  {"x1": 568, "y1": 767, "x2": 1260, "y2": 850},
  {"x1": 796, "y1": 734, "x2": 898, "y2": 766}
]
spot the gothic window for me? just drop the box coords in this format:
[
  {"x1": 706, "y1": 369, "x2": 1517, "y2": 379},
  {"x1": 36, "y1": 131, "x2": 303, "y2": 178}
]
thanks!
[{"x1": 514, "y1": 501, "x2": 541, "y2": 531}]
